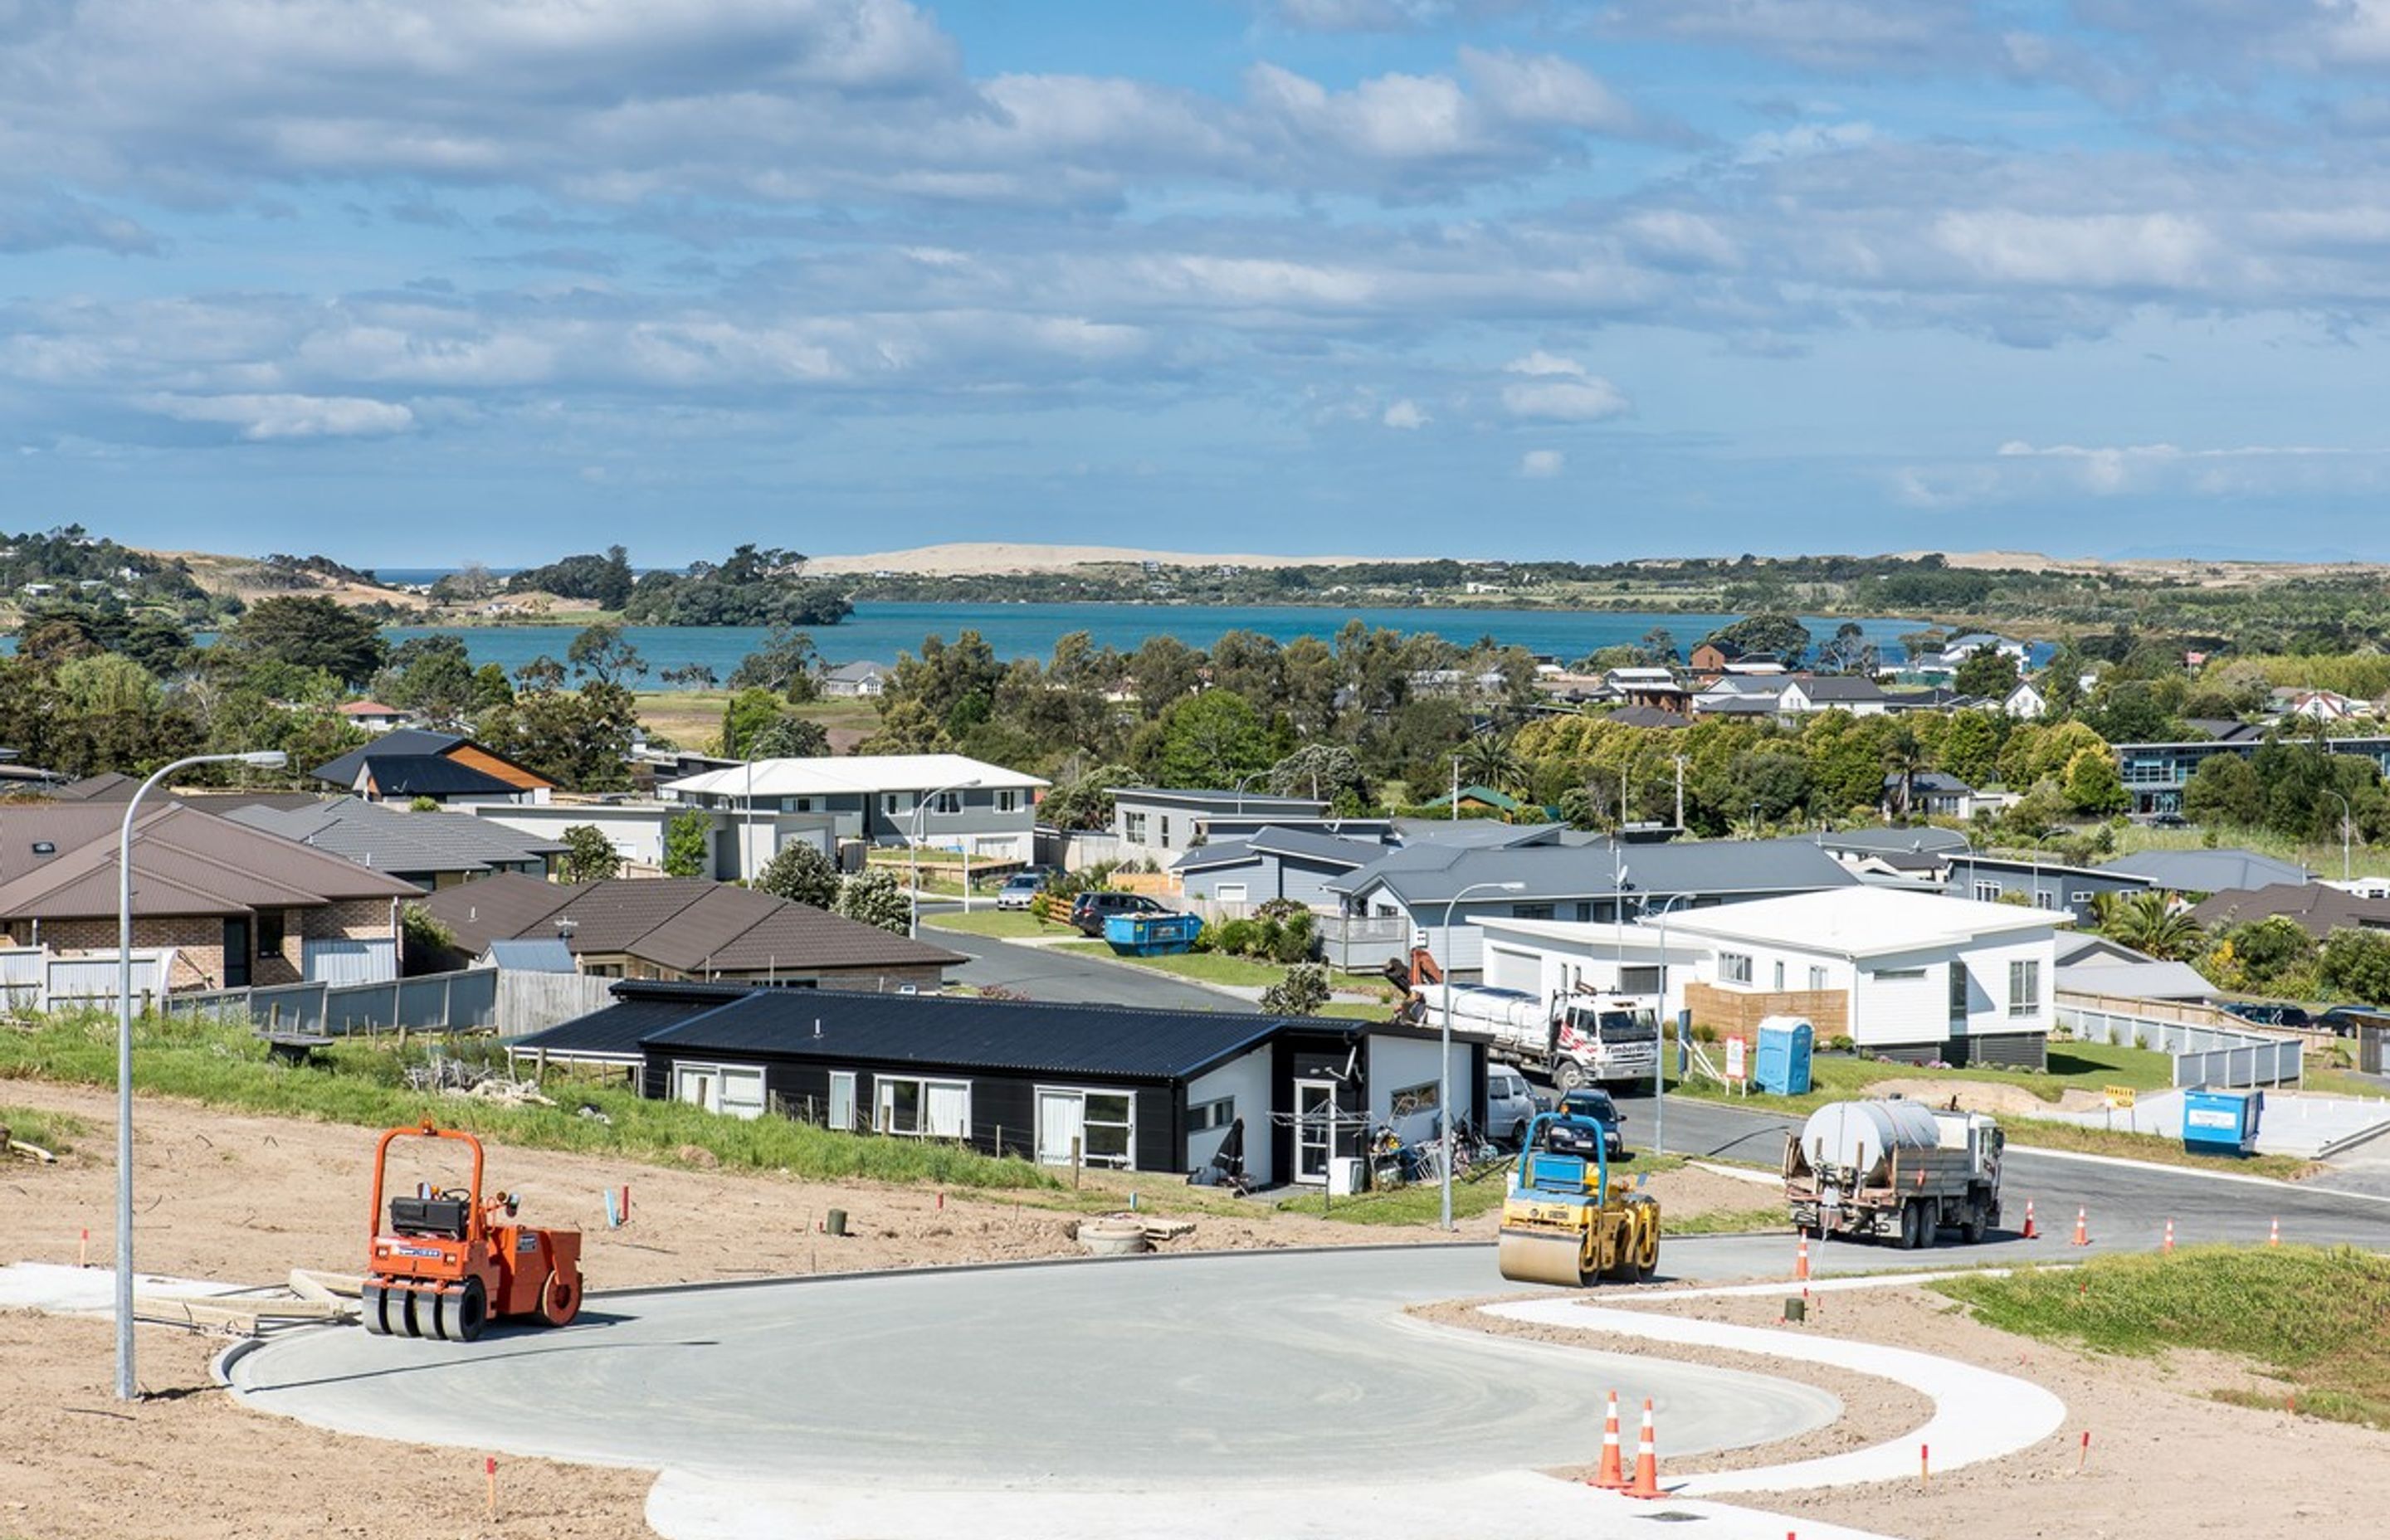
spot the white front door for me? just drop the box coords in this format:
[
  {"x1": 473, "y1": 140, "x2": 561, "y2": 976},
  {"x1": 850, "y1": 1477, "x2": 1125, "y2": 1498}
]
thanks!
[
  {"x1": 1295, "y1": 1079, "x2": 1339, "y2": 1186},
  {"x1": 1037, "y1": 1090, "x2": 1085, "y2": 1165},
  {"x1": 673, "y1": 1065, "x2": 719, "y2": 1114}
]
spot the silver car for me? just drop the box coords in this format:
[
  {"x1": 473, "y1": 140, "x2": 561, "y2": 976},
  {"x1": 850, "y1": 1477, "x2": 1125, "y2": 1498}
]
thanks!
[
  {"x1": 994, "y1": 874, "x2": 1045, "y2": 910},
  {"x1": 1485, "y1": 1066, "x2": 1538, "y2": 1148}
]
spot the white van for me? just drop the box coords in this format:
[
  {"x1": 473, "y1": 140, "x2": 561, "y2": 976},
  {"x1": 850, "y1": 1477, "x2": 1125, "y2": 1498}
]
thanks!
[{"x1": 1485, "y1": 1065, "x2": 1538, "y2": 1149}]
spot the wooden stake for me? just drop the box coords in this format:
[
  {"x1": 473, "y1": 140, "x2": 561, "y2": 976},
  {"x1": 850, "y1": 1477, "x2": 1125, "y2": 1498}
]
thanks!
[
  {"x1": 2077, "y1": 1430, "x2": 2090, "y2": 1474},
  {"x1": 1919, "y1": 1443, "x2": 1929, "y2": 1489}
]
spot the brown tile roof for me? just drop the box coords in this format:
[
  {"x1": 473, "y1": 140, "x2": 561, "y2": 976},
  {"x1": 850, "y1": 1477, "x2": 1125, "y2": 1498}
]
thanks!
[
  {"x1": 0, "y1": 802, "x2": 422, "y2": 921},
  {"x1": 417, "y1": 873, "x2": 964, "y2": 977},
  {"x1": 2186, "y1": 882, "x2": 2390, "y2": 940}
]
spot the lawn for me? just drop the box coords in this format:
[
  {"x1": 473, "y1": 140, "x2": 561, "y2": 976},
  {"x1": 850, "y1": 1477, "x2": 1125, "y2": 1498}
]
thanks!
[
  {"x1": 1936, "y1": 1245, "x2": 2390, "y2": 1430},
  {"x1": 2110, "y1": 821, "x2": 2390, "y2": 884},
  {"x1": 923, "y1": 909, "x2": 1069, "y2": 938},
  {"x1": 0, "y1": 1010, "x2": 1050, "y2": 1191},
  {"x1": 630, "y1": 690, "x2": 882, "y2": 754}
]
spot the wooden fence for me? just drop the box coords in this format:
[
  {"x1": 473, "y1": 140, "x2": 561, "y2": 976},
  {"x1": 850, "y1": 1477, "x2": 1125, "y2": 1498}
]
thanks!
[{"x1": 1685, "y1": 981, "x2": 1851, "y2": 1040}]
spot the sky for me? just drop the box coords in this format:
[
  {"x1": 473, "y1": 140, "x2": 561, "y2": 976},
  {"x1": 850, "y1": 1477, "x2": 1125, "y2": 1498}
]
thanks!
[{"x1": 5, "y1": 1, "x2": 2390, "y2": 566}]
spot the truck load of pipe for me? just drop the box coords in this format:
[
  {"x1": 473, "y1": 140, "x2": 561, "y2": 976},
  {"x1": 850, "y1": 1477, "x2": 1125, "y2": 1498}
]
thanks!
[
  {"x1": 1417, "y1": 982, "x2": 1549, "y2": 1031},
  {"x1": 1797, "y1": 1099, "x2": 1945, "y2": 1184}
]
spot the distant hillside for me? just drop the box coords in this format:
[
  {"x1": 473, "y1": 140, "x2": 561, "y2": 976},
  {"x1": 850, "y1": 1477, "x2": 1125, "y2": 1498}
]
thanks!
[
  {"x1": 804, "y1": 542, "x2": 1422, "y2": 576},
  {"x1": 158, "y1": 548, "x2": 429, "y2": 614}
]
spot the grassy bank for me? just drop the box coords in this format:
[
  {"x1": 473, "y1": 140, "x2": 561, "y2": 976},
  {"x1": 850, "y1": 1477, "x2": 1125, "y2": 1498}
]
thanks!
[
  {"x1": 1052, "y1": 940, "x2": 1396, "y2": 998},
  {"x1": 923, "y1": 909, "x2": 1066, "y2": 938},
  {"x1": 0, "y1": 1104, "x2": 90, "y2": 1156},
  {"x1": 0, "y1": 1011, "x2": 1050, "y2": 1191},
  {"x1": 1936, "y1": 1245, "x2": 2390, "y2": 1429}
]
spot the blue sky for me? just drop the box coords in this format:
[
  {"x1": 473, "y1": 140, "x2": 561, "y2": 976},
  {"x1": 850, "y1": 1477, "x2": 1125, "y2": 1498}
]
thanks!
[{"x1": 5, "y1": 0, "x2": 2390, "y2": 565}]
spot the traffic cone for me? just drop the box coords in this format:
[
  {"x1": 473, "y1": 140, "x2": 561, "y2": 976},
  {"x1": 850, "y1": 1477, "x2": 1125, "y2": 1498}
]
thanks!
[
  {"x1": 2162, "y1": 1218, "x2": 2174, "y2": 1254},
  {"x1": 2021, "y1": 1198, "x2": 2038, "y2": 1240},
  {"x1": 1795, "y1": 1231, "x2": 1811, "y2": 1282},
  {"x1": 2071, "y1": 1206, "x2": 2090, "y2": 1247},
  {"x1": 1626, "y1": 1398, "x2": 1663, "y2": 1500},
  {"x1": 1590, "y1": 1391, "x2": 1627, "y2": 1489},
  {"x1": 2269, "y1": 1216, "x2": 2280, "y2": 1249}
]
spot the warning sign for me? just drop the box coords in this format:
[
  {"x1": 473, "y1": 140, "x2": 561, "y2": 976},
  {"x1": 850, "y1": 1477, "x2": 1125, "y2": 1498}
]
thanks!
[
  {"x1": 2103, "y1": 1085, "x2": 2137, "y2": 1110},
  {"x1": 1725, "y1": 1036, "x2": 1747, "y2": 1084}
]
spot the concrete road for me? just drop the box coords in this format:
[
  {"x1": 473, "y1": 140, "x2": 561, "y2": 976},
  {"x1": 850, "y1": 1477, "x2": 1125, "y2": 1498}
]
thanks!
[
  {"x1": 1617, "y1": 1088, "x2": 2390, "y2": 1251},
  {"x1": 927, "y1": 910, "x2": 1244, "y2": 1011},
  {"x1": 232, "y1": 1240, "x2": 1854, "y2": 1486}
]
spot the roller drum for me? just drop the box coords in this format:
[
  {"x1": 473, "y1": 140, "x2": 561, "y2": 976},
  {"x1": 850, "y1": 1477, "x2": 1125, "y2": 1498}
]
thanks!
[{"x1": 1497, "y1": 1230, "x2": 1586, "y2": 1287}]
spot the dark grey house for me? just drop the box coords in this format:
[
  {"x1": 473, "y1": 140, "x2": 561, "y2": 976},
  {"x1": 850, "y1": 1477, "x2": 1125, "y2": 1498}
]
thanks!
[
  {"x1": 524, "y1": 985, "x2": 1487, "y2": 1188},
  {"x1": 1945, "y1": 855, "x2": 2147, "y2": 925},
  {"x1": 1173, "y1": 826, "x2": 1388, "y2": 910},
  {"x1": 1104, "y1": 787, "x2": 1393, "y2": 866}
]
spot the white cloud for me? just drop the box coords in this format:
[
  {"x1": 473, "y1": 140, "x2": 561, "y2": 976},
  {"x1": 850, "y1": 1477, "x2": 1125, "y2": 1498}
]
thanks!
[
  {"x1": 1505, "y1": 349, "x2": 1589, "y2": 378},
  {"x1": 1499, "y1": 352, "x2": 1629, "y2": 421},
  {"x1": 142, "y1": 392, "x2": 416, "y2": 441},
  {"x1": 1519, "y1": 447, "x2": 1564, "y2": 477},
  {"x1": 1383, "y1": 398, "x2": 1428, "y2": 429},
  {"x1": 1933, "y1": 211, "x2": 2218, "y2": 290}
]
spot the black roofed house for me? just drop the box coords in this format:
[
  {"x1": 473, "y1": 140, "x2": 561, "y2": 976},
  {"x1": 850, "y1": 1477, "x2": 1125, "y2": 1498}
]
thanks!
[
  {"x1": 310, "y1": 729, "x2": 556, "y2": 807},
  {"x1": 518, "y1": 985, "x2": 1491, "y2": 1188}
]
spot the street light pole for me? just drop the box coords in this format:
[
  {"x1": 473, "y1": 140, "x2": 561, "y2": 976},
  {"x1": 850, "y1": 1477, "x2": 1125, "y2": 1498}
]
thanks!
[
  {"x1": 907, "y1": 777, "x2": 982, "y2": 938},
  {"x1": 1438, "y1": 878, "x2": 1524, "y2": 1231},
  {"x1": 1647, "y1": 892, "x2": 1692, "y2": 1162},
  {"x1": 116, "y1": 748, "x2": 285, "y2": 1401}
]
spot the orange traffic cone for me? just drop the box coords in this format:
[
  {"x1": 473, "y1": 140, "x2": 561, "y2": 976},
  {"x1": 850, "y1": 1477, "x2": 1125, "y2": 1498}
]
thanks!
[
  {"x1": 2021, "y1": 1198, "x2": 2039, "y2": 1240},
  {"x1": 1626, "y1": 1398, "x2": 1663, "y2": 1500},
  {"x1": 1795, "y1": 1231, "x2": 1811, "y2": 1282},
  {"x1": 2269, "y1": 1216, "x2": 2280, "y2": 1248},
  {"x1": 1590, "y1": 1391, "x2": 1627, "y2": 1489},
  {"x1": 2071, "y1": 1206, "x2": 2090, "y2": 1247},
  {"x1": 2163, "y1": 1218, "x2": 2175, "y2": 1254}
]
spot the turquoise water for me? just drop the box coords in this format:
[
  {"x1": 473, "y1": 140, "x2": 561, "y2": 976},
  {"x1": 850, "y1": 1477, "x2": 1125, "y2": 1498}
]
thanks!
[{"x1": 383, "y1": 601, "x2": 1934, "y2": 687}]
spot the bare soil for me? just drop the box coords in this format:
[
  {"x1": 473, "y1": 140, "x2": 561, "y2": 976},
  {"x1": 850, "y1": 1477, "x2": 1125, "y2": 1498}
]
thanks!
[{"x1": 0, "y1": 1082, "x2": 1753, "y2": 1540}]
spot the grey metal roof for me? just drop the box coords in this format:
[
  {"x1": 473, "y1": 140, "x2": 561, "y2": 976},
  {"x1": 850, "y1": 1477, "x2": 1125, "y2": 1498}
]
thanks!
[
  {"x1": 483, "y1": 938, "x2": 579, "y2": 972},
  {"x1": 226, "y1": 797, "x2": 563, "y2": 880},
  {"x1": 310, "y1": 729, "x2": 463, "y2": 786},
  {"x1": 1177, "y1": 824, "x2": 1393, "y2": 873},
  {"x1": 510, "y1": 980, "x2": 753, "y2": 1059},
  {"x1": 1105, "y1": 787, "x2": 1328, "y2": 813},
  {"x1": 353, "y1": 755, "x2": 520, "y2": 798},
  {"x1": 1331, "y1": 836, "x2": 1861, "y2": 907},
  {"x1": 1822, "y1": 827, "x2": 1972, "y2": 857},
  {"x1": 2098, "y1": 849, "x2": 2313, "y2": 894},
  {"x1": 641, "y1": 988, "x2": 1295, "y2": 1080},
  {"x1": 1388, "y1": 818, "x2": 1563, "y2": 850},
  {"x1": 1797, "y1": 676, "x2": 1887, "y2": 702}
]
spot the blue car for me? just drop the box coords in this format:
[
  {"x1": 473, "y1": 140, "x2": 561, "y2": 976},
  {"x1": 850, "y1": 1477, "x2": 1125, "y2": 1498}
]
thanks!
[{"x1": 1550, "y1": 1089, "x2": 1627, "y2": 1160}]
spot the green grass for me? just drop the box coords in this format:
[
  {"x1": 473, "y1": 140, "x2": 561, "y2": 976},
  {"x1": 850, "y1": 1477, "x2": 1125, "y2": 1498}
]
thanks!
[
  {"x1": 1668, "y1": 1205, "x2": 1790, "y2": 1235},
  {"x1": 923, "y1": 909, "x2": 1069, "y2": 938},
  {"x1": 1936, "y1": 1245, "x2": 2390, "y2": 1430},
  {"x1": 2109, "y1": 821, "x2": 2390, "y2": 884},
  {"x1": 1052, "y1": 941, "x2": 1396, "y2": 1000},
  {"x1": 1275, "y1": 1159, "x2": 1518, "y2": 1225},
  {"x1": 0, "y1": 1011, "x2": 1052, "y2": 1191},
  {"x1": 0, "y1": 1104, "x2": 90, "y2": 1156}
]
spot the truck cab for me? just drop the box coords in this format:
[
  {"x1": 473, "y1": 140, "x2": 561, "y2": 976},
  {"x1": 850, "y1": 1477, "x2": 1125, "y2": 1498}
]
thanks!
[{"x1": 1551, "y1": 997, "x2": 1660, "y2": 1091}]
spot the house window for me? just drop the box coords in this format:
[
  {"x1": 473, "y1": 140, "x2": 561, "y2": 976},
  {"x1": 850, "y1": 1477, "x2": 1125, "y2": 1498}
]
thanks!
[
  {"x1": 782, "y1": 797, "x2": 813, "y2": 813},
  {"x1": 1809, "y1": 966, "x2": 1829, "y2": 991},
  {"x1": 1949, "y1": 962, "x2": 1970, "y2": 1021},
  {"x1": 995, "y1": 789, "x2": 1018, "y2": 814},
  {"x1": 929, "y1": 791, "x2": 962, "y2": 816},
  {"x1": 1217, "y1": 882, "x2": 1250, "y2": 904},
  {"x1": 883, "y1": 793, "x2": 904, "y2": 816},
  {"x1": 1036, "y1": 1086, "x2": 1135, "y2": 1168},
  {"x1": 2009, "y1": 959, "x2": 2042, "y2": 1017},
  {"x1": 1389, "y1": 1080, "x2": 1440, "y2": 1117},
  {"x1": 1620, "y1": 965, "x2": 1662, "y2": 996},
  {"x1": 1159, "y1": 816, "x2": 1172, "y2": 846},
  {"x1": 256, "y1": 910, "x2": 285, "y2": 961},
  {"x1": 1721, "y1": 952, "x2": 1753, "y2": 985},
  {"x1": 1773, "y1": 960, "x2": 1786, "y2": 991},
  {"x1": 1189, "y1": 1096, "x2": 1236, "y2": 1133},
  {"x1": 1124, "y1": 811, "x2": 1149, "y2": 843},
  {"x1": 1973, "y1": 882, "x2": 2002, "y2": 903},
  {"x1": 879, "y1": 1076, "x2": 971, "y2": 1138},
  {"x1": 1874, "y1": 967, "x2": 1928, "y2": 980},
  {"x1": 2033, "y1": 890, "x2": 2060, "y2": 911},
  {"x1": 827, "y1": 1070, "x2": 857, "y2": 1132},
  {"x1": 1512, "y1": 903, "x2": 1555, "y2": 920},
  {"x1": 2069, "y1": 890, "x2": 2092, "y2": 906},
  {"x1": 671, "y1": 1063, "x2": 766, "y2": 1120}
]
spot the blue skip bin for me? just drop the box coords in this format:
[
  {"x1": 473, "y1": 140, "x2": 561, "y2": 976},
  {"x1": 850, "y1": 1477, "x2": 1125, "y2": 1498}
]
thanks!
[
  {"x1": 1103, "y1": 911, "x2": 1203, "y2": 957},
  {"x1": 2182, "y1": 1087, "x2": 2264, "y2": 1157}
]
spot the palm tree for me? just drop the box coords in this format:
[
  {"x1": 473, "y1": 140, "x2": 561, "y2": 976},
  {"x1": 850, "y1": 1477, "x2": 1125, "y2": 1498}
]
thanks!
[
  {"x1": 2093, "y1": 890, "x2": 2206, "y2": 962},
  {"x1": 1881, "y1": 725, "x2": 1926, "y2": 819},
  {"x1": 1457, "y1": 733, "x2": 1527, "y2": 797}
]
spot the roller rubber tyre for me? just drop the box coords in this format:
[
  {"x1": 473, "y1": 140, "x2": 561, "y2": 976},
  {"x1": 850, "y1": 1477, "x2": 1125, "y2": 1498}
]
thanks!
[
  {"x1": 432, "y1": 1286, "x2": 460, "y2": 1343},
  {"x1": 537, "y1": 1267, "x2": 581, "y2": 1328},
  {"x1": 398, "y1": 1285, "x2": 429, "y2": 1338},
  {"x1": 1633, "y1": 1212, "x2": 1661, "y2": 1282},
  {"x1": 453, "y1": 1276, "x2": 488, "y2": 1342},
  {"x1": 361, "y1": 1282, "x2": 390, "y2": 1335}
]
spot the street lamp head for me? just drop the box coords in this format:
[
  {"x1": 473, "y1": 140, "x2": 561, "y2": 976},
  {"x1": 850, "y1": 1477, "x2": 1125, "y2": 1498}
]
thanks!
[
  {"x1": 1493, "y1": 881, "x2": 1525, "y2": 892},
  {"x1": 237, "y1": 750, "x2": 289, "y2": 769}
]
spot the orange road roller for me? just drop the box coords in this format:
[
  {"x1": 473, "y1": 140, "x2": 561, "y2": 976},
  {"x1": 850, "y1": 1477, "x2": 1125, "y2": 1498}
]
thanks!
[{"x1": 363, "y1": 1119, "x2": 582, "y2": 1341}]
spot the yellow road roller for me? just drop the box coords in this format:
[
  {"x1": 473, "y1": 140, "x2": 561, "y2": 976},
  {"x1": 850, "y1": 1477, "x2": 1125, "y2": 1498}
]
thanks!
[{"x1": 1496, "y1": 1110, "x2": 1661, "y2": 1287}]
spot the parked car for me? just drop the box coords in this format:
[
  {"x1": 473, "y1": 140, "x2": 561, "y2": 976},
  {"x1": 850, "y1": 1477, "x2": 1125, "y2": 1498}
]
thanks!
[
  {"x1": 2224, "y1": 1001, "x2": 2314, "y2": 1030},
  {"x1": 2315, "y1": 1006, "x2": 2387, "y2": 1038},
  {"x1": 995, "y1": 874, "x2": 1046, "y2": 910},
  {"x1": 1544, "y1": 1088, "x2": 1626, "y2": 1159},
  {"x1": 1485, "y1": 1066, "x2": 1538, "y2": 1149},
  {"x1": 1067, "y1": 890, "x2": 1169, "y2": 937}
]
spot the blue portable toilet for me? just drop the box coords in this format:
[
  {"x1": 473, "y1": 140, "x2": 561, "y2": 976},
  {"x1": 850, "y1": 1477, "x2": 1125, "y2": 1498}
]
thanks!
[
  {"x1": 2182, "y1": 1087, "x2": 2263, "y2": 1157},
  {"x1": 1754, "y1": 1016, "x2": 1815, "y2": 1096}
]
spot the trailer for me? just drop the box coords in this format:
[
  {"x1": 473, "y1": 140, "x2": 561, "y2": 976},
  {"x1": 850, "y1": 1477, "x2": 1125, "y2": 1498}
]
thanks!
[{"x1": 1783, "y1": 1099, "x2": 2002, "y2": 1249}]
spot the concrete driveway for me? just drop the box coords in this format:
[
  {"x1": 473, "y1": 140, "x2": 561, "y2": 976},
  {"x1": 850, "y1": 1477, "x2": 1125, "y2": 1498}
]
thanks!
[{"x1": 229, "y1": 1242, "x2": 1844, "y2": 1486}]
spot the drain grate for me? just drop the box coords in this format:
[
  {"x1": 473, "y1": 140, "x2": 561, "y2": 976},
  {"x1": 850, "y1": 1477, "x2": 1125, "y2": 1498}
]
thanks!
[{"x1": 1634, "y1": 1511, "x2": 1708, "y2": 1523}]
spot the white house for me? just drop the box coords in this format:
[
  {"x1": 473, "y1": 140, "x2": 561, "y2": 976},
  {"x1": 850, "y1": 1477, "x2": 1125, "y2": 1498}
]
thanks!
[
  {"x1": 1475, "y1": 918, "x2": 1709, "y2": 1021},
  {"x1": 2002, "y1": 679, "x2": 2047, "y2": 719},
  {"x1": 821, "y1": 660, "x2": 892, "y2": 699},
  {"x1": 1655, "y1": 887, "x2": 2065, "y2": 1068},
  {"x1": 663, "y1": 753, "x2": 1047, "y2": 865}
]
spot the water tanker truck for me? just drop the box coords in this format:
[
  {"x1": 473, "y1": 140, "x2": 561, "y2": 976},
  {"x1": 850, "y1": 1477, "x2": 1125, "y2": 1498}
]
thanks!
[{"x1": 1783, "y1": 1098, "x2": 2003, "y2": 1249}]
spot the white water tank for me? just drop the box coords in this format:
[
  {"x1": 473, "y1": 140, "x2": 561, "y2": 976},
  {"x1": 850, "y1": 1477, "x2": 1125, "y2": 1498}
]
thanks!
[{"x1": 1799, "y1": 1099, "x2": 1943, "y2": 1182}]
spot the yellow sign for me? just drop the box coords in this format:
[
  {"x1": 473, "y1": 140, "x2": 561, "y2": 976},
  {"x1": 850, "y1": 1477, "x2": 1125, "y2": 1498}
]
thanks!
[{"x1": 2104, "y1": 1085, "x2": 2137, "y2": 1110}]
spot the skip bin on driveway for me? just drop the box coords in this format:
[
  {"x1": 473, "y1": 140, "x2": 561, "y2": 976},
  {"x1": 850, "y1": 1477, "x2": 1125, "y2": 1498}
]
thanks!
[{"x1": 2183, "y1": 1086, "x2": 2263, "y2": 1157}]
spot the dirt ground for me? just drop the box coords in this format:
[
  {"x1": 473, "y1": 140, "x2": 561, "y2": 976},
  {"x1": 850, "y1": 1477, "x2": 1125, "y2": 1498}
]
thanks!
[
  {"x1": 0, "y1": 1083, "x2": 1762, "y2": 1540},
  {"x1": 1430, "y1": 1284, "x2": 2390, "y2": 1540}
]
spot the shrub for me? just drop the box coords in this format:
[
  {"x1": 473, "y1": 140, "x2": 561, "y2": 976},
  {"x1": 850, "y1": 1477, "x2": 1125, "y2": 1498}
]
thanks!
[
  {"x1": 1217, "y1": 917, "x2": 1260, "y2": 956},
  {"x1": 1270, "y1": 910, "x2": 1316, "y2": 964},
  {"x1": 1260, "y1": 962, "x2": 1331, "y2": 1016}
]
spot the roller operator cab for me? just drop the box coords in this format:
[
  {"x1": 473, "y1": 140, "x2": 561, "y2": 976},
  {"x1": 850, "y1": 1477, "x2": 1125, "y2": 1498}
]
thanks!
[
  {"x1": 1495, "y1": 1110, "x2": 1661, "y2": 1288},
  {"x1": 363, "y1": 1120, "x2": 583, "y2": 1342}
]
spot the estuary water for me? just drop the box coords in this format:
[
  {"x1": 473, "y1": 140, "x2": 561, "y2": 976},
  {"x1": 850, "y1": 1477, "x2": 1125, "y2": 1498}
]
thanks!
[{"x1": 383, "y1": 601, "x2": 1932, "y2": 689}]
